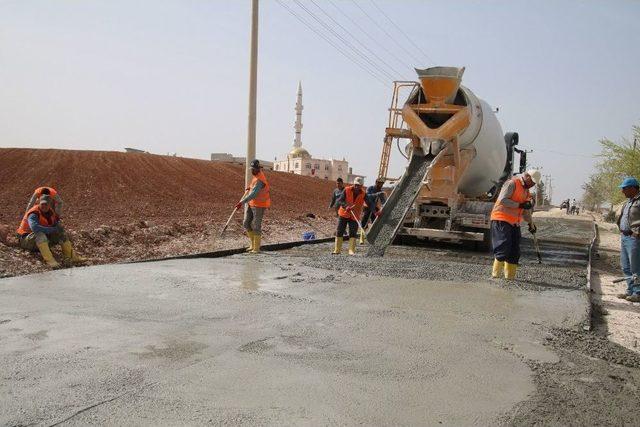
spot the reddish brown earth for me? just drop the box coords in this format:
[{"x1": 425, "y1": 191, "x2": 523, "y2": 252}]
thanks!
[{"x1": 0, "y1": 148, "x2": 337, "y2": 277}]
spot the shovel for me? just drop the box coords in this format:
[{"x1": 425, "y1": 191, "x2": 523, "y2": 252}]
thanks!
[
  {"x1": 219, "y1": 206, "x2": 240, "y2": 236},
  {"x1": 531, "y1": 231, "x2": 542, "y2": 264}
]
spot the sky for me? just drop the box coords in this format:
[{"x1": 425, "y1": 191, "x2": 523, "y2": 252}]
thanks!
[{"x1": 1, "y1": 0, "x2": 639, "y2": 203}]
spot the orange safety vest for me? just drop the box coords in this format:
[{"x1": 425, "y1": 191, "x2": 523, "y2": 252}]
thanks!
[
  {"x1": 16, "y1": 205, "x2": 59, "y2": 235},
  {"x1": 34, "y1": 187, "x2": 58, "y2": 198},
  {"x1": 490, "y1": 177, "x2": 531, "y2": 225},
  {"x1": 338, "y1": 186, "x2": 366, "y2": 220},
  {"x1": 248, "y1": 171, "x2": 271, "y2": 208}
]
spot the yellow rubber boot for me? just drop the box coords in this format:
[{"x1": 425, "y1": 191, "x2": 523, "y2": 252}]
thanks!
[
  {"x1": 61, "y1": 240, "x2": 86, "y2": 264},
  {"x1": 504, "y1": 262, "x2": 517, "y2": 280},
  {"x1": 348, "y1": 237, "x2": 357, "y2": 255},
  {"x1": 491, "y1": 259, "x2": 504, "y2": 278},
  {"x1": 250, "y1": 233, "x2": 261, "y2": 253},
  {"x1": 332, "y1": 237, "x2": 343, "y2": 254},
  {"x1": 359, "y1": 229, "x2": 365, "y2": 245},
  {"x1": 246, "y1": 231, "x2": 255, "y2": 252},
  {"x1": 36, "y1": 242, "x2": 60, "y2": 268}
]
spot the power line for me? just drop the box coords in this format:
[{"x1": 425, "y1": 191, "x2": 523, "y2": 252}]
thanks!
[
  {"x1": 291, "y1": 0, "x2": 394, "y2": 82},
  {"x1": 326, "y1": 0, "x2": 415, "y2": 78},
  {"x1": 275, "y1": 0, "x2": 388, "y2": 87},
  {"x1": 350, "y1": 0, "x2": 425, "y2": 68},
  {"x1": 308, "y1": 0, "x2": 406, "y2": 80},
  {"x1": 368, "y1": 0, "x2": 436, "y2": 65}
]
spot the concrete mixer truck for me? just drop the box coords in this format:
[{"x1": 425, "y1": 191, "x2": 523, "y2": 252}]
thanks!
[{"x1": 366, "y1": 66, "x2": 527, "y2": 256}]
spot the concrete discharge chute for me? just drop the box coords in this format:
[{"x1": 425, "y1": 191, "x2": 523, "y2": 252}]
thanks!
[{"x1": 366, "y1": 66, "x2": 526, "y2": 256}]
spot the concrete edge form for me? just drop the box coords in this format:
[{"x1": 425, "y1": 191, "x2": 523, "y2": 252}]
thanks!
[
  {"x1": 128, "y1": 237, "x2": 334, "y2": 264},
  {"x1": 584, "y1": 222, "x2": 599, "y2": 331}
]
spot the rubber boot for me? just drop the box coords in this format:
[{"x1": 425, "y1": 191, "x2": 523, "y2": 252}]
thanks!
[
  {"x1": 359, "y1": 229, "x2": 365, "y2": 245},
  {"x1": 332, "y1": 237, "x2": 343, "y2": 254},
  {"x1": 250, "y1": 233, "x2": 261, "y2": 253},
  {"x1": 36, "y1": 242, "x2": 60, "y2": 268},
  {"x1": 61, "y1": 240, "x2": 86, "y2": 264},
  {"x1": 491, "y1": 259, "x2": 504, "y2": 278},
  {"x1": 504, "y1": 262, "x2": 517, "y2": 280},
  {"x1": 246, "y1": 231, "x2": 255, "y2": 252},
  {"x1": 348, "y1": 237, "x2": 357, "y2": 255}
]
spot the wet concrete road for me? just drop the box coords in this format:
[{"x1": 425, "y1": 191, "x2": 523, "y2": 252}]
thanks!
[{"x1": 1, "y1": 250, "x2": 586, "y2": 426}]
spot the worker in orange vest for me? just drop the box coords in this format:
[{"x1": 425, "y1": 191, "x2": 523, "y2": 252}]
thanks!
[
  {"x1": 26, "y1": 186, "x2": 64, "y2": 218},
  {"x1": 490, "y1": 169, "x2": 540, "y2": 280},
  {"x1": 235, "y1": 159, "x2": 271, "y2": 253},
  {"x1": 333, "y1": 177, "x2": 366, "y2": 255},
  {"x1": 16, "y1": 195, "x2": 84, "y2": 268}
]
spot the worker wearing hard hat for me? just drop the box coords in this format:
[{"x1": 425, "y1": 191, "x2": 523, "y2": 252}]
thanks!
[
  {"x1": 235, "y1": 159, "x2": 271, "y2": 253},
  {"x1": 359, "y1": 177, "x2": 386, "y2": 244},
  {"x1": 16, "y1": 195, "x2": 85, "y2": 268},
  {"x1": 25, "y1": 186, "x2": 64, "y2": 218},
  {"x1": 333, "y1": 177, "x2": 366, "y2": 255},
  {"x1": 490, "y1": 169, "x2": 540, "y2": 280},
  {"x1": 616, "y1": 176, "x2": 640, "y2": 302}
]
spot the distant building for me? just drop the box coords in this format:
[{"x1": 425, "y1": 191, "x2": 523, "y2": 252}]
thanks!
[
  {"x1": 210, "y1": 153, "x2": 273, "y2": 170},
  {"x1": 273, "y1": 82, "x2": 364, "y2": 183}
]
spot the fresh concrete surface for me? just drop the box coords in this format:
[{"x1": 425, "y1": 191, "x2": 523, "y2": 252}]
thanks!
[{"x1": 1, "y1": 252, "x2": 586, "y2": 426}]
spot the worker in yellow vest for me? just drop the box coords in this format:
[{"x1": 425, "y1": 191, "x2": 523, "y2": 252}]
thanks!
[
  {"x1": 490, "y1": 169, "x2": 540, "y2": 279},
  {"x1": 235, "y1": 159, "x2": 271, "y2": 253}
]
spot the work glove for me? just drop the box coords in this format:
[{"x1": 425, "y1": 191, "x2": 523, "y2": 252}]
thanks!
[
  {"x1": 622, "y1": 230, "x2": 633, "y2": 236},
  {"x1": 235, "y1": 202, "x2": 243, "y2": 210},
  {"x1": 519, "y1": 201, "x2": 533, "y2": 210},
  {"x1": 345, "y1": 205, "x2": 353, "y2": 213},
  {"x1": 528, "y1": 223, "x2": 537, "y2": 234},
  {"x1": 374, "y1": 210, "x2": 382, "y2": 218}
]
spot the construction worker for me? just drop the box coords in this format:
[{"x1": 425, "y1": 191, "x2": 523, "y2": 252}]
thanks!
[
  {"x1": 359, "y1": 177, "x2": 386, "y2": 244},
  {"x1": 16, "y1": 195, "x2": 84, "y2": 268},
  {"x1": 26, "y1": 186, "x2": 64, "y2": 217},
  {"x1": 329, "y1": 177, "x2": 345, "y2": 216},
  {"x1": 490, "y1": 169, "x2": 540, "y2": 280},
  {"x1": 235, "y1": 159, "x2": 270, "y2": 254},
  {"x1": 615, "y1": 177, "x2": 640, "y2": 302},
  {"x1": 333, "y1": 177, "x2": 365, "y2": 255}
]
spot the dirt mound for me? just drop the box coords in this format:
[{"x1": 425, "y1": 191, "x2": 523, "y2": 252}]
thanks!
[{"x1": 0, "y1": 148, "x2": 339, "y2": 277}]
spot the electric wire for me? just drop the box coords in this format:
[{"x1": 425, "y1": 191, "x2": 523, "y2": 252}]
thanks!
[
  {"x1": 275, "y1": 0, "x2": 388, "y2": 87},
  {"x1": 350, "y1": 0, "x2": 425, "y2": 67},
  {"x1": 291, "y1": 0, "x2": 394, "y2": 82},
  {"x1": 308, "y1": 0, "x2": 406, "y2": 80},
  {"x1": 368, "y1": 0, "x2": 436, "y2": 65},
  {"x1": 326, "y1": 0, "x2": 415, "y2": 78}
]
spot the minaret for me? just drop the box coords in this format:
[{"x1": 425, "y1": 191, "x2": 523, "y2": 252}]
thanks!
[{"x1": 293, "y1": 81, "x2": 303, "y2": 148}]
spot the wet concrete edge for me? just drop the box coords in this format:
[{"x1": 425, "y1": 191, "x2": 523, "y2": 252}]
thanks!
[{"x1": 584, "y1": 222, "x2": 599, "y2": 331}]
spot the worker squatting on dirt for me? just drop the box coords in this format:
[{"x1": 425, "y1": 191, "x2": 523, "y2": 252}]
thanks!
[
  {"x1": 490, "y1": 169, "x2": 540, "y2": 280},
  {"x1": 25, "y1": 186, "x2": 64, "y2": 218},
  {"x1": 332, "y1": 177, "x2": 365, "y2": 255},
  {"x1": 16, "y1": 194, "x2": 85, "y2": 268},
  {"x1": 359, "y1": 177, "x2": 386, "y2": 244},
  {"x1": 236, "y1": 159, "x2": 271, "y2": 254},
  {"x1": 616, "y1": 176, "x2": 640, "y2": 302}
]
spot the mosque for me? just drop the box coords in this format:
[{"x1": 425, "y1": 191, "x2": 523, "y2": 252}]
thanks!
[{"x1": 273, "y1": 82, "x2": 364, "y2": 183}]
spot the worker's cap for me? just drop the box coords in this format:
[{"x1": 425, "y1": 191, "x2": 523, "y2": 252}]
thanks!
[
  {"x1": 39, "y1": 195, "x2": 52, "y2": 205},
  {"x1": 354, "y1": 177, "x2": 364, "y2": 186},
  {"x1": 375, "y1": 177, "x2": 385, "y2": 184},
  {"x1": 250, "y1": 159, "x2": 261, "y2": 169},
  {"x1": 525, "y1": 169, "x2": 541, "y2": 185},
  {"x1": 619, "y1": 176, "x2": 640, "y2": 189}
]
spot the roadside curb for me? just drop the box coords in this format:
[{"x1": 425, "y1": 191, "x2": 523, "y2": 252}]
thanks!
[{"x1": 130, "y1": 237, "x2": 334, "y2": 264}]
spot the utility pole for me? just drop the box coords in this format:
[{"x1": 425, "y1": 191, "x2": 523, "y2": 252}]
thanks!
[{"x1": 245, "y1": 0, "x2": 259, "y2": 187}]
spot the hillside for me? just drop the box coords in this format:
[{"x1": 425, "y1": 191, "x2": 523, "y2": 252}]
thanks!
[{"x1": 0, "y1": 148, "x2": 337, "y2": 276}]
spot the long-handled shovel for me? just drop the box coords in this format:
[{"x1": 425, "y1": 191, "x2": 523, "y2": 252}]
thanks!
[
  {"x1": 531, "y1": 229, "x2": 542, "y2": 264},
  {"x1": 350, "y1": 210, "x2": 366, "y2": 237},
  {"x1": 220, "y1": 206, "x2": 240, "y2": 236}
]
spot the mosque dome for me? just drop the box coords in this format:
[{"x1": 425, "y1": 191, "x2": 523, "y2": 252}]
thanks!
[{"x1": 289, "y1": 146, "x2": 311, "y2": 158}]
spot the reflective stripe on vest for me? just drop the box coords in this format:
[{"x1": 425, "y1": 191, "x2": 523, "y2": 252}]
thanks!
[
  {"x1": 16, "y1": 205, "x2": 58, "y2": 235},
  {"x1": 248, "y1": 171, "x2": 271, "y2": 208},
  {"x1": 490, "y1": 177, "x2": 530, "y2": 225},
  {"x1": 338, "y1": 186, "x2": 366, "y2": 219}
]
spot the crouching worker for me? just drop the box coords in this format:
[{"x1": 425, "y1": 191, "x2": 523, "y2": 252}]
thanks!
[
  {"x1": 235, "y1": 159, "x2": 271, "y2": 254},
  {"x1": 490, "y1": 169, "x2": 540, "y2": 279},
  {"x1": 333, "y1": 177, "x2": 365, "y2": 255},
  {"x1": 16, "y1": 195, "x2": 84, "y2": 268}
]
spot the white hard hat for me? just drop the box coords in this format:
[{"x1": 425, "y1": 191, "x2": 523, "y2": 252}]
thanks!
[
  {"x1": 354, "y1": 177, "x2": 364, "y2": 186},
  {"x1": 526, "y1": 169, "x2": 541, "y2": 185}
]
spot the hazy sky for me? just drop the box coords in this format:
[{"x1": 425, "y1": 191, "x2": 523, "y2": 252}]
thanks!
[{"x1": 1, "y1": 0, "x2": 639, "y2": 202}]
